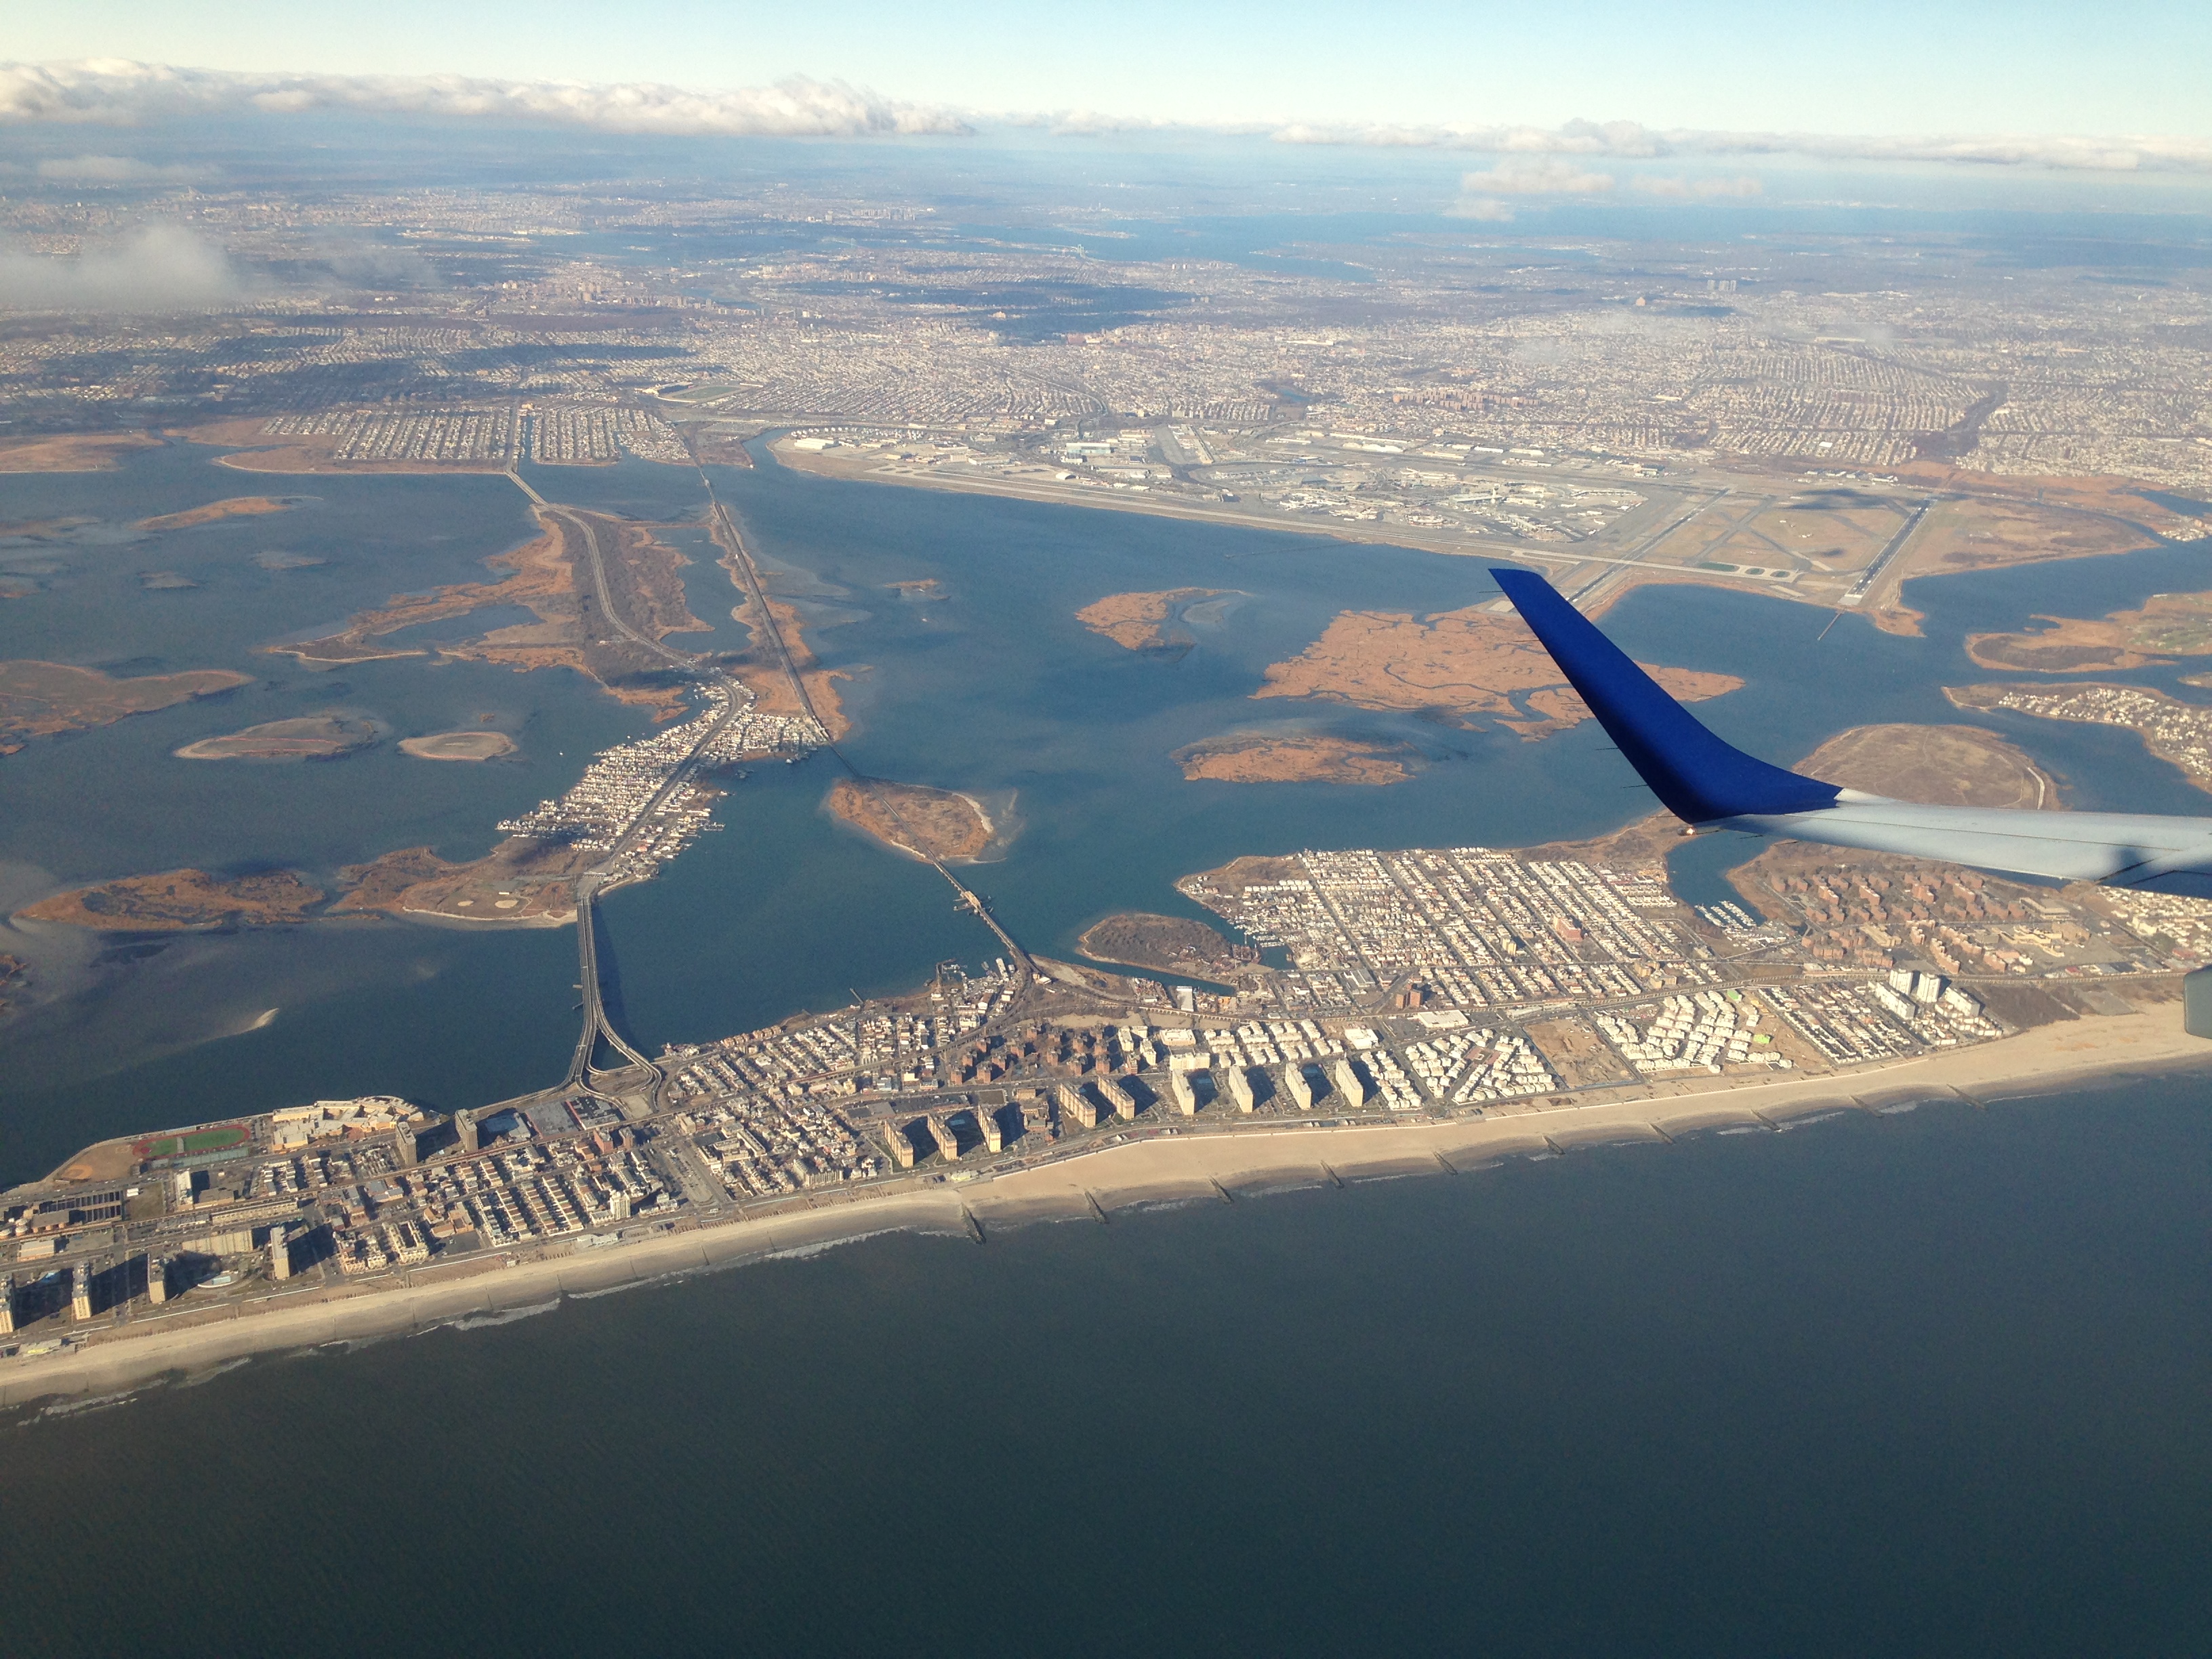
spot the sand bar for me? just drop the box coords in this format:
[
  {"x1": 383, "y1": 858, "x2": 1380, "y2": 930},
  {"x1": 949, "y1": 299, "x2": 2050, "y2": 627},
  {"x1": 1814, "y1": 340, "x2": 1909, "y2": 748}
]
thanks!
[
  {"x1": 136, "y1": 496, "x2": 296, "y2": 533},
  {"x1": 400, "y1": 731, "x2": 517, "y2": 762},
  {"x1": 827, "y1": 777, "x2": 997, "y2": 861},
  {"x1": 175, "y1": 715, "x2": 374, "y2": 762}
]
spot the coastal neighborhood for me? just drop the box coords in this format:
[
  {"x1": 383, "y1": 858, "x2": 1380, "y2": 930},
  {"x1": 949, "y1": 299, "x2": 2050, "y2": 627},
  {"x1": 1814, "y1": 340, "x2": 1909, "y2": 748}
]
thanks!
[
  {"x1": 2, "y1": 817, "x2": 2184, "y2": 1377},
  {"x1": 7, "y1": 16, "x2": 2212, "y2": 1652},
  {"x1": 494, "y1": 677, "x2": 827, "y2": 878}
]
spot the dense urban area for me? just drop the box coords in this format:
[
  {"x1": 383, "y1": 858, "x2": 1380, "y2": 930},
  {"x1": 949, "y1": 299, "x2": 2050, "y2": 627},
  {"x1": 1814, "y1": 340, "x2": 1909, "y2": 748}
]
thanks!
[
  {"x1": 4, "y1": 164, "x2": 2211, "y2": 1368},
  {"x1": 3, "y1": 811, "x2": 2183, "y2": 1351},
  {"x1": 3, "y1": 177, "x2": 2208, "y2": 496}
]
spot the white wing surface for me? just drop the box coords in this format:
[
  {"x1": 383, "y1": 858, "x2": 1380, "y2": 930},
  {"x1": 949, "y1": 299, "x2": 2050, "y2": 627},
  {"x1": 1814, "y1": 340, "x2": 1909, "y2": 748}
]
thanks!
[
  {"x1": 1721, "y1": 792, "x2": 2212, "y2": 898},
  {"x1": 1491, "y1": 568, "x2": 2212, "y2": 900}
]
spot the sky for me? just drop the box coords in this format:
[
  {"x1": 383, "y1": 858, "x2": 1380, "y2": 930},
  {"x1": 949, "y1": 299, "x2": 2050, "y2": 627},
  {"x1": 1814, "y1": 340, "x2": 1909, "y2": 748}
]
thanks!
[{"x1": 5, "y1": 0, "x2": 2211, "y2": 139}]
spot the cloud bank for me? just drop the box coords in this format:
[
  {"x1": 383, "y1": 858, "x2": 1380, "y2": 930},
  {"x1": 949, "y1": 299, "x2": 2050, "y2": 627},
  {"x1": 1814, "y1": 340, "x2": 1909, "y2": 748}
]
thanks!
[
  {"x1": 1443, "y1": 196, "x2": 1517, "y2": 222},
  {"x1": 1448, "y1": 159, "x2": 1767, "y2": 220},
  {"x1": 1277, "y1": 117, "x2": 2212, "y2": 176},
  {"x1": 0, "y1": 225, "x2": 243, "y2": 310},
  {"x1": 1446, "y1": 157, "x2": 1624, "y2": 220},
  {"x1": 1458, "y1": 157, "x2": 1617, "y2": 195},
  {"x1": 3, "y1": 62, "x2": 2206, "y2": 176},
  {"x1": 0, "y1": 60, "x2": 968, "y2": 138}
]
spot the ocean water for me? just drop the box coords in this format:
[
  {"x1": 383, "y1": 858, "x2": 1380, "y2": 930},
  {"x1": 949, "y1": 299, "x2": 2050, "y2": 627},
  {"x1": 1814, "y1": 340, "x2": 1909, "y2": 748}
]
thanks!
[
  {"x1": 2, "y1": 438, "x2": 2208, "y2": 1185},
  {"x1": 3, "y1": 1082, "x2": 2207, "y2": 1658}
]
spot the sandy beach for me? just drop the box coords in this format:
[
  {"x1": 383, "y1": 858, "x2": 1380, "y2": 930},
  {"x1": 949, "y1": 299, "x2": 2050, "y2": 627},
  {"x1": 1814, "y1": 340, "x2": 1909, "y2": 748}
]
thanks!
[{"x1": 5, "y1": 1006, "x2": 2202, "y2": 1411}]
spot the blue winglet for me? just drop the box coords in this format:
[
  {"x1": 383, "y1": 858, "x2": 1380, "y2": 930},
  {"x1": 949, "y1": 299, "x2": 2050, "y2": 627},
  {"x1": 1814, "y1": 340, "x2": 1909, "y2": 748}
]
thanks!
[{"x1": 1490, "y1": 569, "x2": 1839, "y2": 825}]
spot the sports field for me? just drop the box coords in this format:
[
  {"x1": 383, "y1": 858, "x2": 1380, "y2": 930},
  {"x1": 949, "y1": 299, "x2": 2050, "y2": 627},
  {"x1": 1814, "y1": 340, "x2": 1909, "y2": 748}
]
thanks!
[{"x1": 134, "y1": 1124, "x2": 249, "y2": 1160}]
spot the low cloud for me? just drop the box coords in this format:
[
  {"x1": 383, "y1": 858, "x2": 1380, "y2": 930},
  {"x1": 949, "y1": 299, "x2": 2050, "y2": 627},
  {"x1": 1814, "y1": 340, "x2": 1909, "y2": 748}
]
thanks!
[
  {"x1": 1685, "y1": 129, "x2": 2212, "y2": 171},
  {"x1": 1282, "y1": 116, "x2": 2212, "y2": 175},
  {"x1": 1446, "y1": 155, "x2": 1618, "y2": 218},
  {"x1": 1633, "y1": 173, "x2": 1763, "y2": 198},
  {"x1": 9, "y1": 62, "x2": 2208, "y2": 177},
  {"x1": 0, "y1": 60, "x2": 968, "y2": 138},
  {"x1": 1281, "y1": 117, "x2": 1663, "y2": 157},
  {"x1": 1040, "y1": 108, "x2": 1259, "y2": 138},
  {"x1": 1458, "y1": 157, "x2": 1616, "y2": 195},
  {"x1": 1044, "y1": 109, "x2": 1142, "y2": 136},
  {"x1": 0, "y1": 225, "x2": 243, "y2": 311},
  {"x1": 313, "y1": 237, "x2": 443, "y2": 290}
]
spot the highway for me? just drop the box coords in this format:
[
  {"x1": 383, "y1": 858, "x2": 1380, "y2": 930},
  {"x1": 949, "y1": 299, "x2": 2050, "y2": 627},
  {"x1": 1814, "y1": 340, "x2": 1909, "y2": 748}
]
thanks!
[
  {"x1": 506, "y1": 466, "x2": 748, "y2": 1105},
  {"x1": 684, "y1": 432, "x2": 1039, "y2": 993},
  {"x1": 555, "y1": 502, "x2": 707, "y2": 672},
  {"x1": 558, "y1": 676, "x2": 771, "y2": 1108},
  {"x1": 566, "y1": 870, "x2": 657, "y2": 1092},
  {"x1": 506, "y1": 466, "x2": 704, "y2": 673},
  {"x1": 505, "y1": 431, "x2": 1044, "y2": 1112}
]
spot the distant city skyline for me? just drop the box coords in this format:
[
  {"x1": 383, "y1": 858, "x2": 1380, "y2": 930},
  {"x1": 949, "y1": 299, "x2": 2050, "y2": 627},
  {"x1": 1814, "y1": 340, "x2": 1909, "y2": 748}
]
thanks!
[{"x1": 4, "y1": 0, "x2": 2211, "y2": 150}]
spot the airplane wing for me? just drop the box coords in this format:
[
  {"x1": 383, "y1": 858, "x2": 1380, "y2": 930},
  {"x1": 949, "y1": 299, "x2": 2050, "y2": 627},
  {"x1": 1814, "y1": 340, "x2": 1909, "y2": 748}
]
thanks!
[{"x1": 1490, "y1": 567, "x2": 2212, "y2": 900}]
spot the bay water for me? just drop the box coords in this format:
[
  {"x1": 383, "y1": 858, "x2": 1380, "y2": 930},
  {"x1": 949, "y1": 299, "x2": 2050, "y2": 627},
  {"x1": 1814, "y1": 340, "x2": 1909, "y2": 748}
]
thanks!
[{"x1": 3, "y1": 440, "x2": 2209, "y2": 1181}]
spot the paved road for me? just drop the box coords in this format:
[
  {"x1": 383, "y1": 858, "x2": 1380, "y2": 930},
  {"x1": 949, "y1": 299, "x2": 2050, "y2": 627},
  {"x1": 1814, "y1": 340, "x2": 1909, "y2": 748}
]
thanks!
[
  {"x1": 686, "y1": 436, "x2": 1038, "y2": 990},
  {"x1": 512, "y1": 434, "x2": 1043, "y2": 1111},
  {"x1": 554, "y1": 503, "x2": 707, "y2": 672},
  {"x1": 506, "y1": 468, "x2": 750, "y2": 1103},
  {"x1": 559, "y1": 673, "x2": 772, "y2": 1106},
  {"x1": 566, "y1": 871, "x2": 657, "y2": 1090}
]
